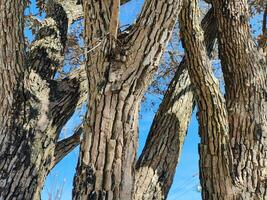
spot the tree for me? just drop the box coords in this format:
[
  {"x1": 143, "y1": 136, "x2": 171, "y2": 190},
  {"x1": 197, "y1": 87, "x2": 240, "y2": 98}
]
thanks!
[
  {"x1": 71, "y1": 0, "x2": 184, "y2": 199},
  {"x1": 0, "y1": 0, "x2": 266, "y2": 200},
  {"x1": 179, "y1": 0, "x2": 267, "y2": 199},
  {"x1": 0, "y1": 1, "x2": 83, "y2": 199}
]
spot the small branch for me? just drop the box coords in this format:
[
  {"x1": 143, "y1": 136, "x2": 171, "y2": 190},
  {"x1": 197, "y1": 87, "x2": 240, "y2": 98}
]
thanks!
[
  {"x1": 49, "y1": 66, "x2": 87, "y2": 138},
  {"x1": 53, "y1": 126, "x2": 83, "y2": 166},
  {"x1": 56, "y1": 0, "x2": 132, "y2": 25},
  {"x1": 109, "y1": 0, "x2": 120, "y2": 39},
  {"x1": 262, "y1": 4, "x2": 267, "y2": 35}
]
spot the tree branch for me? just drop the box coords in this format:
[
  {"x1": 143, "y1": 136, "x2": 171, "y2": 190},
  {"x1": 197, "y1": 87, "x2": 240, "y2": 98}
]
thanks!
[
  {"x1": 25, "y1": 0, "x2": 86, "y2": 175},
  {"x1": 121, "y1": 0, "x2": 183, "y2": 91},
  {"x1": 49, "y1": 66, "x2": 87, "y2": 139},
  {"x1": 28, "y1": 1, "x2": 68, "y2": 79},
  {"x1": 134, "y1": 8, "x2": 217, "y2": 200},
  {"x1": 52, "y1": 126, "x2": 82, "y2": 168}
]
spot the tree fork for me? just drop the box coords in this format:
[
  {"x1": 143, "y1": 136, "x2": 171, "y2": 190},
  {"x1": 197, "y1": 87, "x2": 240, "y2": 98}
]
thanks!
[{"x1": 73, "y1": 0, "x2": 183, "y2": 199}]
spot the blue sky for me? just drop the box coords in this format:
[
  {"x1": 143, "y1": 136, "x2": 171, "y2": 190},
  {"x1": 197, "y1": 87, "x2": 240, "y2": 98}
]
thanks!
[{"x1": 24, "y1": 0, "x2": 263, "y2": 199}]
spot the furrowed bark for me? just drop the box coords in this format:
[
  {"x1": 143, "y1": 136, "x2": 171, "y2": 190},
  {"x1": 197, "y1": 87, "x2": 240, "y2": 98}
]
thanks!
[
  {"x1": 179, "y1": 1, "x2": 235, "y2": 199},
  {"x1": 212, "y1": 0, "x2": 267, "y2": 198},
  {"x1": 72, "y1": 0, "x2": 182, "y2": 199},
  {"x1": 53, "y1": 127, "x2": 82, "y2": 168},
  {"x1": 133, "y1": 8, "x2": 217, "y2": 200},
  {"x1": 0, "y1": 0, "x2": 29, "y2": 199},
  {"x1": 0, "y1": 1, "x2": 84, "y2": 198},
  {"x1": 134, "y1": 62, "x2": 194, "y2": 200}
]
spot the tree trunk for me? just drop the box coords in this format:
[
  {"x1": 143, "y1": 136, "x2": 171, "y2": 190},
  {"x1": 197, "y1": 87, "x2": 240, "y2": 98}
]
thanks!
[
  {"x1": 179, "y1": 1, "x2": 235, "y2": 199},
  {"x1": 179, "y1": 0, "x2": 267, "y2": 199},
  {"x1": 0, "y1": 1, "x2": 34, "y2": 199},
  {"x1": 72, "y1": 0, "x2": 182, "y2": 199},
  {"x1": 133, "y1": 8, "x2": 217, "y2": 200},
  {"x1": 73, "y1": 84, "x2": 141, "y2": 200},
  {"x1": 212, "y1": 0, "x2": 267, "y2": 198},
  {"x1": 0, "y1": 1, "x2": 83, "y2": 199}
]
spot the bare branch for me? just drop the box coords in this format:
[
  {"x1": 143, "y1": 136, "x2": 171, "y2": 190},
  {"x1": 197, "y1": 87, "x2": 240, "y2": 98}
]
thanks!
[
  {"x1": 53, "y1": 126, "x2": 82, "y2": 167},
  {"x1": 109, "y1": 0, "x2": 120, "y2": 39},
  {"x1": 49, "y1": 66, "x2": 87, "y2": 139}
]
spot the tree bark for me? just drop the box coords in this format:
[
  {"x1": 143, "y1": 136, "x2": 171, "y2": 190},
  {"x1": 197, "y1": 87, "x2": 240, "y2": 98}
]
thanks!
[
  {"x1": 0, "y1": 0, "x2": 30, "y2": 199},
  {"x1": 72, "y1": 0, "x2": 182, "y2": 199},
  {"x1": 133, "y1": 8, "x2": 217, "y2": 200},
  {"x1": 179, "y1": 1, "x2": 235, "y2": 199},
  {"x1": 0, "y1": 1, "x2": 84, "y2": 199},
  {"x1": 212, "y1": 0, "x2": 267, "y2": 198}
]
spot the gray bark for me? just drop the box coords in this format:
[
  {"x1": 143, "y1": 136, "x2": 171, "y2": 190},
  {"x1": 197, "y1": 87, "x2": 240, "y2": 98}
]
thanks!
[
  {"x1": 179, "y1": 0, "x2": 267, "y2": 199},
  {"x1": 212, "y1": 0, "x2": 267, "y2": 198}
]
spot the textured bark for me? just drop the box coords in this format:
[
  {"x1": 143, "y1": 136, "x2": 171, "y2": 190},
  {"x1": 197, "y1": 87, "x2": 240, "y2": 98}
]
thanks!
[
  {"x1": 53, "y1": 127, "x2": 82, "y2": 168},
  {"x1": 133, "y1": 8, "x2": 217, "y2": 200},
  {"x1": 0, "y1": 0, "x2": 29, "y2": 198},
  {"x1": 212, "y1": 0, "x2": 267, "y2": 199},
  {"x1": 72, "y1": 0, "x2": 182, "y2": 199},
  {"x1": 133, "y1": 62, "x2": 194, "y2": 200},
  {"x1": 179, "y1": 1, "x2": 235, "y2": 199},
  {"x1": 0, "y1": 1, "x2": 84, "y2": 199}
]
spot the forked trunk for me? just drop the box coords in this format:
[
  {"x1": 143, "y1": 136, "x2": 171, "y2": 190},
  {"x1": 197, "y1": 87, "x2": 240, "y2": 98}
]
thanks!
[{"x1": 73, "y1": 0, "x2": 182, "y2": 198}]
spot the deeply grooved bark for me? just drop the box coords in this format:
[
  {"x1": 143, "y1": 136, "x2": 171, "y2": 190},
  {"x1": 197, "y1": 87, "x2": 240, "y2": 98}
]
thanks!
[
  {"x1": 0, "y1": 1, "x2": 82, "y2": 199},
  {"x1": 179, "y1": 1, "x2": 235, "y2": 199},
  {"x1": 212, "y1": 0, "x2": 267, "y2": 198}
]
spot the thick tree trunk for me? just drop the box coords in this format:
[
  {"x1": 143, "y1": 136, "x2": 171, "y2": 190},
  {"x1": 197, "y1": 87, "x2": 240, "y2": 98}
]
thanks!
[
  {"x1": 0, "y1": 1, "x2": 83, "y2": 199},
  {"x1": 133, "y1": 8, "x2": 217, "y2": 200},
  {"x1": 73, "y1": 84, "x2": 141, "y2": 200},
  {"x1": 179, "y1": 0, "x2": 267, "y2": 199},
  {"x1": 72, "y1": 0, "x2": 182, "y2": 199},
  {"x1": 179, "y1": 1, "x2": 235, "y2": 199},
  {"x1": 212, "y1": 0, "x2": 267, "y2": 199},
  {"x1": 0, "y1": 1, "x2": 34, "y2": 199}
]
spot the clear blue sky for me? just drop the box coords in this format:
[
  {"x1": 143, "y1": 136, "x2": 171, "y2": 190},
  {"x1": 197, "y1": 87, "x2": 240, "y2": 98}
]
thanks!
[{"x1": 25, "y1": 0, "x2": 263, "y2": 199}]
